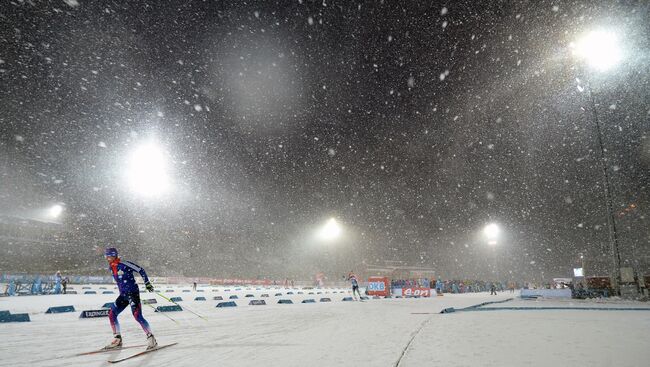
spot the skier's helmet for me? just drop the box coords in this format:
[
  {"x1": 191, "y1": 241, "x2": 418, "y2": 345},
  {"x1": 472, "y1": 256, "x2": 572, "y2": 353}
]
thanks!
[{"x1": 104, "y1": 247, "x2": 118, "y2": 258}]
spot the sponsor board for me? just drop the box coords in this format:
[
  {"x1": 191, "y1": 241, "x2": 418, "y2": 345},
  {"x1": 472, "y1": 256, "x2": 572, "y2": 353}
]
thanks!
[
  {"x1": 402, "y1": 287, "x2": 432, "y2": 297},
  {"x1": 367, "y1": 277, "x2": 390, "y2": 297},
  {"x1": 80, "y1": 309, "x2": 110, "y2": 318}
]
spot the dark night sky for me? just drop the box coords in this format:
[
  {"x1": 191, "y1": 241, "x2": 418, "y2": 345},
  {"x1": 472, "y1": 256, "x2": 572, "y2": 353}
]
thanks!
[{"x1": 1, "y1": 0, "x2": 649, "y2": 280}]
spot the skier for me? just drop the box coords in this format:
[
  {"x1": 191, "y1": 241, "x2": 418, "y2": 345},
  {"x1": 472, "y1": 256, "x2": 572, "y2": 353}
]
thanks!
[
  {"x1": 54, "y1": 271, "x2": 62, "y2": 294},
  {"x1": 490, "y1": 282, "x2": 497, "y2": 295},
  {"x1": 103, "y1": 247, "x2": 157, "y2": 350},
  {"x1": 62, "y1": 276, "x2": 68, "y2": 294},
  {"x1": 347, "y1": 271, "x2": 362, "y2": 300}
]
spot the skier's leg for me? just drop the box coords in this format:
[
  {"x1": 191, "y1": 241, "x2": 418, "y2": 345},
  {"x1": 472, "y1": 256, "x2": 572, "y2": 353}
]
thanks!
[
  {"x1": 128, "y1": 292, "x2": 152, "y2": 335},
  {"x1": 128, "y1": 292, "x2": 157, "y2": 349},
  {"x1": 109, "y1": 295, "x2": 128, "y2": 335}
]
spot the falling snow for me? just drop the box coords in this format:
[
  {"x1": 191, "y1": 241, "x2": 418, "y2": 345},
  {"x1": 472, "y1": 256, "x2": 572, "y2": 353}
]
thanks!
[{"x1": 0, "y1": 0, "x2": 648, "y2": 303}]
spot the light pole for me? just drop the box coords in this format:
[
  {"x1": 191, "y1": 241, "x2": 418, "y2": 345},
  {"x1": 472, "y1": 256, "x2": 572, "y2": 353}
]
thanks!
[
  {"x1": 316, "y1": 218, "x2": 343, "y2": 281},
  {"x1": 122, "y1": 140, "x2": 173, "y2": 267},
  {"x1": 484, "y1": 223, "x2": 500, "y2": 281},
  {"x1": 571, "y1": 29, "x2": 623, "y2": 295}
]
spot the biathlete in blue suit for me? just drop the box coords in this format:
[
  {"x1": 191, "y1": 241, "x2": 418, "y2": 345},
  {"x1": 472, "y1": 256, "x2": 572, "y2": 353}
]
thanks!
[{"x1": 103, "y1": 247, "x2": 157, "y2": 350}]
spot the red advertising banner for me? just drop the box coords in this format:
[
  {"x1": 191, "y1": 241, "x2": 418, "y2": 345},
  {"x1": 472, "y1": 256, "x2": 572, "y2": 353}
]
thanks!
[
  {"x1": 367, "y1": 276, "x2": 390, "y2": 297},
  {"x1": 402, "y1": 287, "x2": 432, "y2": 297}
]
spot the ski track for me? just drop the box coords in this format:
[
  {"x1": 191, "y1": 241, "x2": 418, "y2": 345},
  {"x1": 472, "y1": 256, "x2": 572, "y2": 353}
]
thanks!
[{"x1": 2, "y1": 287, "x2": 650, "y2": 367}]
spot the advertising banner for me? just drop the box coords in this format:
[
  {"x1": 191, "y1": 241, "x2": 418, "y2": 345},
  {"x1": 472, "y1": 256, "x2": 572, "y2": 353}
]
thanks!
[
  {"x1": 402, "y1": 287, "x2": 432, "y2": 297},
  {"x1": 367, "y1": 277, "x2": 390, "y2": 297}
]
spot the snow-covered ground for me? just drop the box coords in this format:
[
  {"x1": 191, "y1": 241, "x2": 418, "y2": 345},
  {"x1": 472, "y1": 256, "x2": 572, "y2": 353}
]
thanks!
[{"x1": 2, "y1": 286, "x2": 650, "y2": 367}]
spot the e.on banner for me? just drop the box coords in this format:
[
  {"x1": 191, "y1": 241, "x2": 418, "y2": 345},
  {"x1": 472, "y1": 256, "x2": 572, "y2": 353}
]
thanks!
[{"x1": 402, "y1": 287, "x2": 431, "y2": 297}]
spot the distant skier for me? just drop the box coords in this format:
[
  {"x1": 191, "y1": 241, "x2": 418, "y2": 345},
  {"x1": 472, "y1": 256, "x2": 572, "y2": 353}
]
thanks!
[
  {"x1": 490, "y1": 283, "x2": 497, "y2": 295},
  {"x1": 62, "y1": 276, "x2": 68, "y2": 294},
  {"x1": 347, "y1": 271, "x2": 362, "y2": 300},
  {"x1": 435, "y1": 278, "x2": 443, "y2": 294},
  {"x1": 54, "y1": 271, "x2": 62, "y2": 294},
  {"x1": 103, "y1": 247, "x2": 157, "y2": 350}
]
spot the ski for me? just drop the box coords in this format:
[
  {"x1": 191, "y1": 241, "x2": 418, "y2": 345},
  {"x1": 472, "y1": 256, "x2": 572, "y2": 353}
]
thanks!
[
  {"x1": 75, "y1": 344, "x2": 147, "y2": 356},
  {"x1": 108, "y1": 343, "x2": 178, "y2": 363}
]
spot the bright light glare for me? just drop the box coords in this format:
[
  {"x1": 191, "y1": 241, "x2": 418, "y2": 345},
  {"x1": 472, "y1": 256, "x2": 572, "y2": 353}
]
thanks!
[
  {"x1": 484, "y1": 223, "x2": 500, "y2": 239},
  {"x1": 125, "y1": 143, "x2": 170, "y2": 196},
  {"x1": 487, "y1": 240, "x2": 498, "y2": 247},
  {"x1": 318, "y1": 218, "x2": 342, "y2": 241},
  {"x1": 572, "y1": 30, "x2": 622, "y2": 71},
  {"x1": 49, "y1": 204, "x2": 63, "y2": 218}
]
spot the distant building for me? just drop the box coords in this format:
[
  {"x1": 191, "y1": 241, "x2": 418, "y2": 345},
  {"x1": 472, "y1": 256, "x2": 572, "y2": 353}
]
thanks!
[{"x1": 364, "y1": 260, "x2": 436, "y2": 280}]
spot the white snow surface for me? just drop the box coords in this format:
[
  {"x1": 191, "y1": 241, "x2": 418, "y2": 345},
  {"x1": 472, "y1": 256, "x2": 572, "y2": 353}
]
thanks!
[{"x1": 1, "y1": 286, "x2": 650, "y2": 367}]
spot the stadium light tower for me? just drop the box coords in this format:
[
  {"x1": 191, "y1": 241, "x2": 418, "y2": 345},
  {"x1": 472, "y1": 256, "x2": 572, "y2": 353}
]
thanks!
[
  {"x1": 125, "y1": 142, "x2": 170, "y2": 197},
  {"x1": 317, "y1": 218, "x2": 342, "y2": 241},
  {"x1": 571, "y1": 30, "x2": 622, "y2": 72},
  {"x1": 48, "y1": 204, "x2": 64, "y2": 218},
  {"x1": 484, "y1": 223, "x2": 500, "y2": 242},
  {"x1": 571, "y1": 29, "x2": 624, "y2": 295},
  {"x1": 483, "y1": 223, "x2": 501, "y2": 280}
]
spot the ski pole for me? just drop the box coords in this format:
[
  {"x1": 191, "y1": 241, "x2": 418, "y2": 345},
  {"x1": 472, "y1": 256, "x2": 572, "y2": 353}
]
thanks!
[
  {"x1": 155, "y1": 292, "x2": 208, "y2": 321},
  {"x1": 144, "y1": 302, "x2": 179, "y2": 324}
]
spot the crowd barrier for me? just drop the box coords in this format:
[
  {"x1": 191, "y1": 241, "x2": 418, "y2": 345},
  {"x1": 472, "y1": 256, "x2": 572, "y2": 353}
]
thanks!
[
  {"x1": 3, "y1": 286, "x2": 385, "y2": 322},
  {"x1": 45, "y1": 305, "x2": 75, "y2": 314},
  {"x1": 520, "y1": 288, "x2": 572, "y2": 299},
  {"x1": 0, "y1": 310, "x2": 30, "y2": 323},
  {"x1": 156, "y1": 305, "x2": 182, "y2": 312},
  {"x1": 216, "y1": 301, "x2": 237, "y2": 308}
]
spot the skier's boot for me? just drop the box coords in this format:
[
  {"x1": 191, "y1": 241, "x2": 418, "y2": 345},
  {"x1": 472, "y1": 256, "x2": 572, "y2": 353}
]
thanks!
[
  {"x1": 104, "y1": 334, "x2": 122, "y2": 350},
  {"x1": 146, "y1": 333, "x2": 158, "y2": 350}
]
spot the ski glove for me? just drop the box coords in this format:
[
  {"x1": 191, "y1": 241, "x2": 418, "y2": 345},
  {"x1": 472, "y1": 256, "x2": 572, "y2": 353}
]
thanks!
[{"x1": 145, "y1": 281, "x2": 154, "y2": 292}]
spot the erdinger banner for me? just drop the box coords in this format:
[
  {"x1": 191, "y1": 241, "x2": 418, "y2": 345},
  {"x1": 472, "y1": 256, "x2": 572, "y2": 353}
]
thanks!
[
  {"x1": 367, "y1": 277, "x2": 390, "y2": 297},
  {"x1": 402, "y1": 287, "x2": 432, "y2": 297},
  {"x1": 80, "y1": 309, "x2": 110, "y2": 318}
]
